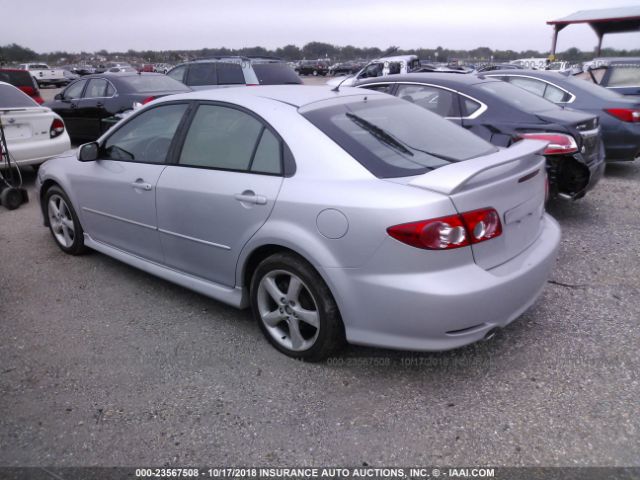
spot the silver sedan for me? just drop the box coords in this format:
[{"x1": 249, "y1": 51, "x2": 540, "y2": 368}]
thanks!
[{"x1": 36, "y1": 86, "x2": 561, "y2": 360}]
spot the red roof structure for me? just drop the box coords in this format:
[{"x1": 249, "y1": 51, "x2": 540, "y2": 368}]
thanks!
[{"x1": 547, "y1": 6, "x2": 640, "y2": 57}]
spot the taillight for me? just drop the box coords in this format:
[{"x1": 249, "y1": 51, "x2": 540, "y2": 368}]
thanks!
[
  {"x1": 604, "y1": 108, "x2": 640, "y2": 123},
  {"x1": 517, "y1": 133, "x2": 578, "y2": 155},
  {"x1": 50, "y1": 118, "x2": 65, "y2": 138},
  {"x1": 142, "y1": 96, "x2": 156, "y2": 105},
  {"x1": 460, "y1": 208, "x2": 502, "y2": 244},
  {"x1": 387, "y1": 207, "x2": 502, "y2": 250}
]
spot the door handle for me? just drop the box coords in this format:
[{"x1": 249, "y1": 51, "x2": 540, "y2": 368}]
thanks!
[
  {"x1": 70, "y1": 103, "x2": 77, "y2": 109},
  {"x1": 96, "y1": 102, "x2": 104, "y2": 108},
  {"x1": 131, "y1": 180, "x2": 152, "y2": 191},
  {"x1": 234, "y1": 192, "x2": 267, "y2": 205}
]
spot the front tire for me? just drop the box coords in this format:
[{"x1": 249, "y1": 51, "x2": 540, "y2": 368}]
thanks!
[
  {"x1": 250, "y1": 253, "x2": 345, "y2": 361},
  {"x1": 44, "y1": 186, "x2": 87, "y2": 255}
]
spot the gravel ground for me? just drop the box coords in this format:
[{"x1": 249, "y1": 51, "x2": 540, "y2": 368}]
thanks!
[{"x1": 0, "y1": 85, "x2": 638, "y2": 467}]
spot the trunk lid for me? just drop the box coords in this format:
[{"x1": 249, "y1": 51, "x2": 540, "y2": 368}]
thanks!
[
  {"x1": 408, "y1": 139, "x2": 548, "y2": 269},
  {"x1": 0, "y1": 107, "x2": 53, "y2": 144}
]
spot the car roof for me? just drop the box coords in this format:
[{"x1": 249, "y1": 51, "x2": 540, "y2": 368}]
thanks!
[
  {"x1": 482, "y1": 69, "x2": 572, "y2": 80},
  {"x1": 159, "y1": 85, "x2": 385, "y2": 108}
]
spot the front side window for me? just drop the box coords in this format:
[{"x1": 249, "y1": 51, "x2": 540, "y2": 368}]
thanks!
[
  {"x1": 84, "y1": 78, "x2": 109, "y2": 98},
  {"x1": 396, "y1": 84, "x2": 459, "y2": 117},
  {"x1": 179, "y1": 104, "x2": 279, "y2": 172},
  {"x1": 301, "y1": 95, "x2": 497, "y2": 178},
  {"x1": 102, "y1": 104, "x2": 188, "y2": 163},
  {"x1": 64, "y1": 80, "x2": 86, "y2": 99}
]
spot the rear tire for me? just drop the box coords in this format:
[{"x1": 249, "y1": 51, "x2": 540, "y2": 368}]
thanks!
[
  {"x1": 250, "y1": 252, "x2": 345, "y2": 361},
  {"x1": 44, "y1": 186, "x2": 87, "y2": 255}
]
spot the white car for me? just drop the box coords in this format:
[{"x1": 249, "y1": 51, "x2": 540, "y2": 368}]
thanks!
[
  {"x1": 0, "y1": 82, "x2": 71, "y2": 168},
  {"x1": 326, "y1": 55, "x2": 421, "y2": 87},
  {"x1": 19, "y1": 63, "x2": 67, "y2": 88}
]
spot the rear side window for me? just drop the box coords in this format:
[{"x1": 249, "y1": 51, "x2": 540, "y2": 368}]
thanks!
[
  {"x1": 252, "y1": 63, "x2": 302, "y2": 85},
  {"x1": 217, "y1": 63, "x2": 245, "y2": 85},
  {"x1": 0, "y1": 84, "x2": 38, "y2": 108},
  {"x1": 478, "y1": 81, "x2": 558, "y2": 112},
  {"x1": 461, "y1": 98, "x2": 482, "y2": 117},
  {"x1": 187, "y1": 63, "x2": 216, "y2": 86},
  {"x1": 543, "y1": 83, "x2": 571, "y2": 103},
  {"x1": 508, "y1": 76, "x2": 546, "y2": 96},
  {"x1": 301, "y1": 96, "x2": 497, "y2": 178},
  {"x1": 396, "y1": 84, "x2": 459, "y2": 117},
  {"x1": 251, "y1": 129, "x2": 282, "y2": 174},
  {"x1": 85, "y1": 78, "x2": 109, "y2": 98},
  {"x1": 179, "y1": 105, "x2": 263, "y2": 171}
]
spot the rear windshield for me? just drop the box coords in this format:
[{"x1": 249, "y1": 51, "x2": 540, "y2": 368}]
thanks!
[
  {"x1": 301, "y1": 95, "x2": 497, "y2": 178},
  {"x1": 477, "y1": 80, "x2": 560, "y2": 112},
  {"x1": 0, "y1": 84, "x2": 38, "y2": 108},
  {"x1": 119, "y1": 75, "x2": 189, "y2": 93},
  {"x1": 567, "y1": 76, "x2": 626, "y2": 101},
  {"x1": 0, "y1": 70, "x2": 33, "y2": 87},
  {"x1": 253, "y1": 63, "x2": 302, "y2": 85},
  {"x1": 606, "y1": 65, "x2": 640, "y2": 87}
]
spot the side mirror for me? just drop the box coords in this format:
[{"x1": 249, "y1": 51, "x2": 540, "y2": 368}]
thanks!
[
  {"x1": 77, "y1": 142, "x2": 99, "y2": 162},
  {"x1": 54, "y1": 93, "x2": 62, "y2": 100}
]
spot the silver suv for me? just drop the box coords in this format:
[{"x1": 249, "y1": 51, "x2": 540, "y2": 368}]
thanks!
[{"x1": 166, "y1": 56, "x2": 302, "y2": 89}]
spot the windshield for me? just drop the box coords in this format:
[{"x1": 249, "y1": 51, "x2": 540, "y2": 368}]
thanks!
[
  {"x1": 301, "y1": 95, "x2": 497, "y2": 178},
  {"x1": 119, "y1": 75, "x2": 190, "y2": 93},
  {"x1": 477, "y1": 80, "x2": 560, "y2": 112},
  {"x1": 253, "y1": 63, "x2": 301, "y2": 85},
  {"x1": 0, "y1": 84, "x2": 38, "y2": 108}
]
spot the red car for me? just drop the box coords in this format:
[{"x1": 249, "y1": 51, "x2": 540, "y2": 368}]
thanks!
[{"x1": 0, "y1": 68, "x2": 44, "y2": 104}]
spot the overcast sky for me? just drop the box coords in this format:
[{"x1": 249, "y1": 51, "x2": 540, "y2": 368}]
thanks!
[{"x1": 4, "y1": 0, "x2": 639, "y2": 53}]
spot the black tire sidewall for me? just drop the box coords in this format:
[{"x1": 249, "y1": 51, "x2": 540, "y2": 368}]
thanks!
[
  {"x1": 250, "y1": 253, "x2": 345, "y2": 361},
  {"x1": 44, "y1": 186, "x2": 86, "y2": 255}
]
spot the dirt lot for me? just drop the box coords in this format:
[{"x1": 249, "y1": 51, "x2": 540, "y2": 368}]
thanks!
[{"x1": 1, "y1": 80, "x2": 639, "y2": 467}]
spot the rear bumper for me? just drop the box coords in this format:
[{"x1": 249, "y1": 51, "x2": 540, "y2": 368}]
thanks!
[
  {"x1": 602, "y1": 121, "x2": 640, "y2": 162},
  {"x1": 323, "y1": 214, "x2": 561, "y2": 351},
  {"x1": 1, "y1": 135, "x2": 71, "y2": 167}
]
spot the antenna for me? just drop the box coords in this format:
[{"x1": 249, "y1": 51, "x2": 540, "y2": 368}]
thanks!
[{"x1": 331, "y1": 75, "x2": 353, "y2": 92}]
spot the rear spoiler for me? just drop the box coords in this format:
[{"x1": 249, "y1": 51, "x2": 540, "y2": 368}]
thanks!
[{"x1": 409, "y1": 139, "x2": 548, "y2": 195}]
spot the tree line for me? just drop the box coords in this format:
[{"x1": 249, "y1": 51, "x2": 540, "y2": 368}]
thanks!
[{"x1": 2, "y1": 42, "x2": 639, "y2": 65}]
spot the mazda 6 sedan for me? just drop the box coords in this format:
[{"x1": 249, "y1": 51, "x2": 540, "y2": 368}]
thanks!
[{"x1": 36, "y1": 86, "x2": 561, "y2": 360}]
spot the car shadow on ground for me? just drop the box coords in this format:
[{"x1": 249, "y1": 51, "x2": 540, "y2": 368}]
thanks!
[{"x1": 603, "y1": 160, "x2": 640, "y2": 180}]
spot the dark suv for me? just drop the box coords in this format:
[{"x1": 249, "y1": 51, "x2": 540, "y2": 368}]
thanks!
[
  {"x1": 166, "y1": 57, "x2": 301, "y2": 89},
  {"x1": 0, "y1": 69, "x2": 44, "y2": 104},
  {"x1": 295, "y1": 60, "x2": 330, "y2": 76}
]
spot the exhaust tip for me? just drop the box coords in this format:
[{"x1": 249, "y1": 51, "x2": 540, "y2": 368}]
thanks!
[{"x1": 483, "y1": 327, "x2": 500, "y2": 342}]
